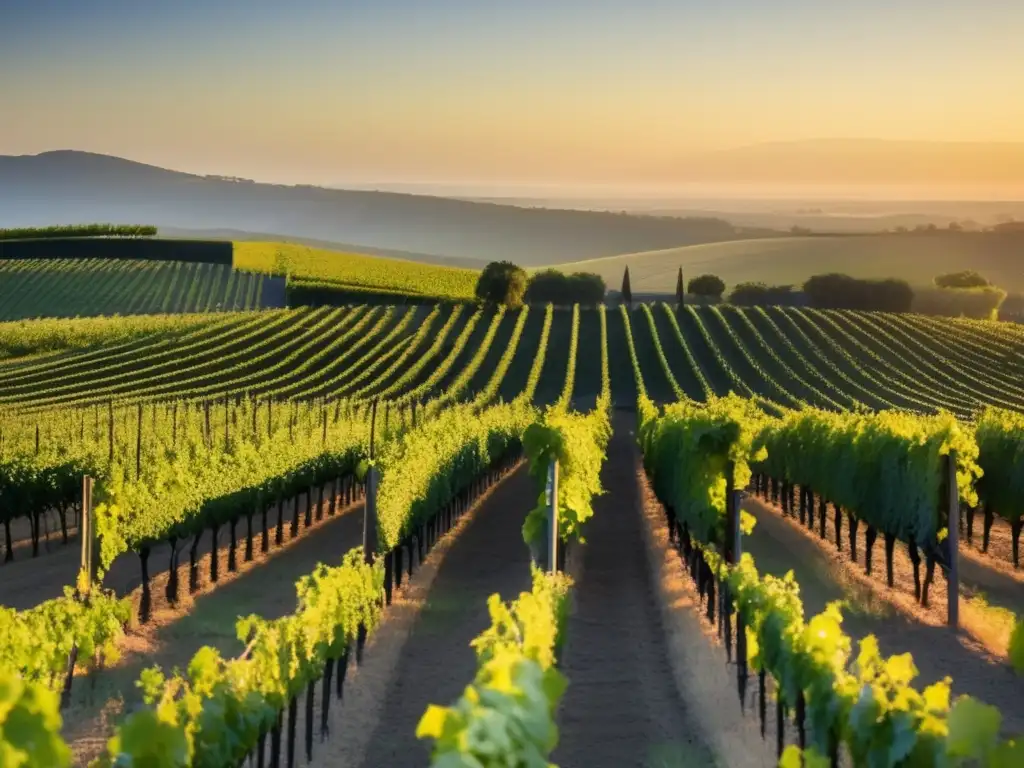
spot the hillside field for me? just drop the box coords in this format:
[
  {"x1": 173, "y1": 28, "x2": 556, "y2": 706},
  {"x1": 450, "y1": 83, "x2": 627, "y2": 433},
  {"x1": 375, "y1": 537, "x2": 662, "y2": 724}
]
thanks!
[
  {"x1": 233, "y1": 241, "x2": 478, "y2": 301},
  {"x1": 0, "y1": 258, "x2": 267, "y2": 321},
  {"x1": 0, "y1": 241, "x2": 479, "y2": 320},
  {"x1": 554, "y1": 232, "x2": 1024, "y2": 295},
  {"x1": 2, "y1": 303, "x2": 1021, "y2": 417}
]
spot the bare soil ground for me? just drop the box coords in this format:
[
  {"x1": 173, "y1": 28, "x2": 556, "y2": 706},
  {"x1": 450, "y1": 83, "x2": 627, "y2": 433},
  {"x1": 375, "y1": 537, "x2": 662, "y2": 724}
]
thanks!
[
  {"x1": 553, "y1": 413, "x2": 718, "y2": 768},
  {"x1": 2, "y1": 509, "x2": 80, "y2": 561},
  {"x1": 634, "y1": 437, "x2": 795, "y2": 768},
  {"x1": 744, "y1": 496, "x2": 1024, "y2": 737},
  {"x1": 353, "y1": 465, "x2": 534, "y2": 768},
  {"x1": 960, "y1": 514, "x2": 1024, "y2": 585}
]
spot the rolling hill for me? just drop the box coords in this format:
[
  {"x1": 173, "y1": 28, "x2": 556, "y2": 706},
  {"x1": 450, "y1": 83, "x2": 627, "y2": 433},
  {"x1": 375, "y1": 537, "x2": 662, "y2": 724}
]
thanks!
[
  {"x1": 0, "y1": 150, "x2": 773, "y2": 267},
  {"x1": 554, "y1": 232, "x2": 1024, "y2": 296}
]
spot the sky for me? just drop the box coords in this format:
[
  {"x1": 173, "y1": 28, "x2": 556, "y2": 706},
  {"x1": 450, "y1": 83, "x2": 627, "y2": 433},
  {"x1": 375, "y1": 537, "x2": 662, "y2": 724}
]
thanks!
[{"x1": 2, "y1": 0, "x2": 1024, "y2": 188}]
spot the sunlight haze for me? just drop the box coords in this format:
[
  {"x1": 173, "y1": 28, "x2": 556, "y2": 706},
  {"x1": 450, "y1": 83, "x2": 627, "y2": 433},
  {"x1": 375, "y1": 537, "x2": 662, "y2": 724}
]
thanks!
[{"x1": 3, "y1": 0, "x2": 1023, "y2": 195}]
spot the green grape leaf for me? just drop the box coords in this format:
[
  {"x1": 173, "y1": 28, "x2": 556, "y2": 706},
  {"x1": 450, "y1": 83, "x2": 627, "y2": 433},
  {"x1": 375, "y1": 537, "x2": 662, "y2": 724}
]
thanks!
[
  {"x1": 946, "y1": 695, "x2": 1002, "y2": 759},
  {"x1": 1009, "y1": 616, "x2": 1024, "y2": 675}
]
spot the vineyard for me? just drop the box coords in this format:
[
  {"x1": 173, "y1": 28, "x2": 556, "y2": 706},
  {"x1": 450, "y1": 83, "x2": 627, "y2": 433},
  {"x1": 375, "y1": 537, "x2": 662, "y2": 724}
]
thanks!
[
  {"x1": 233, "y1": 242, "x2": 479, "y2": 302},
  {"x1": 0, "y1": 258, "x2": 267, "y2": 320},
  {"x1": 1, "y1": 298, "x2": 1023, "y2": 767},
  {"x1": 1, "y1": 304, "x2": 1022, "y2": 414}
]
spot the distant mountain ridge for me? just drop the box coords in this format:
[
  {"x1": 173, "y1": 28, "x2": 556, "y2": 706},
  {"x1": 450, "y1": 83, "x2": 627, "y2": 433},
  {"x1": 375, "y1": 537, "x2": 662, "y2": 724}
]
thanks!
[{"x1": 0, "y1": 150, "x2": 775, "y2": 267}]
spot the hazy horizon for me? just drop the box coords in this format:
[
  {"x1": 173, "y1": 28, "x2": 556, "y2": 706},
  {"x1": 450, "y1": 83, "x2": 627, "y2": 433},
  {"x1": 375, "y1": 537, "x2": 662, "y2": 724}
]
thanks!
[{"x1": 4, "y1": 1, "x2": 1024, "y2": 195}]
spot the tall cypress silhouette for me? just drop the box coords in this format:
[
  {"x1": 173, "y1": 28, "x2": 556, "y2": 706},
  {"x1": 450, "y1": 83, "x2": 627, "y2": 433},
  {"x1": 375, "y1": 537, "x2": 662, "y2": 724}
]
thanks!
[
  {"x1": 676, "y1": 267, "x2": 684, "y2": 306},
  {"x1": 621, "y1": 266, "x2": 632, "y2": 306}
]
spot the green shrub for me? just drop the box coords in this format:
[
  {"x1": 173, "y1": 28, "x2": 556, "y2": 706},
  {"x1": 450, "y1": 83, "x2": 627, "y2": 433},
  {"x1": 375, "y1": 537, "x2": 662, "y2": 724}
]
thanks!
[
  {"x1": 804, "y1": 273, "x2": 913, "y2": 312},
  {"x1": 935, "y1": 270, "x2": 990, "y2": 289},
  {"x1": 475, "y1": 261, "x2": 528, "y2": 308},
  {"x1": 912, "y1": 286, "x2": 1007, "y2": 320},
  {"x1": 729, "y1": 282, "x2": 796, "y2": 306},
  {"x1": 687, "y1": 274, "x2": 726, "y2": 298}
]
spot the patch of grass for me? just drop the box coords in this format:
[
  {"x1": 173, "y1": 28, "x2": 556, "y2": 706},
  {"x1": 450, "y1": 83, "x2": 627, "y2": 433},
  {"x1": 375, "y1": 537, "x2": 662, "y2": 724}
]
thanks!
[{"x1": 962, "y1": 591, "x2": 1018, "y2": 661}]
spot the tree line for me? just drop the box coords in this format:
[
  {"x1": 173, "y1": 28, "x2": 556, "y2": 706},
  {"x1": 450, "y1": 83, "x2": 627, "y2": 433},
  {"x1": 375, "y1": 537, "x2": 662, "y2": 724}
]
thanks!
[
  {"x1": 0, "y1": 224, "x2": 157, "y2": 241},
  {"x1": 475, "y1": 260, "x2": 1009, "y2": 320}
]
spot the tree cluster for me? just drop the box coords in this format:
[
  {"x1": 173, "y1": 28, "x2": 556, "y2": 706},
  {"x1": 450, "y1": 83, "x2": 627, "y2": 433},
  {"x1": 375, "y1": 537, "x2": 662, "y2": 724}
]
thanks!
[
  {"x1": 475, "y1": 261, "x2": 529, "y2": 307},
  {"x1": 728, "y1": 282, "x2": 797, "y2": 306},
  {"x1": 475, "y1": 262, "x2": 605, "y2": 308},
  {"x1": 525, "y1": 269, "x2": 606, "y2": 305},
  {"x1": 934, "y1": 270, "x2": 990, "y2": 289},
  {"x1": 803, "y1": 273, "x2": 913, "y2": 313},
  {"x1": 686, "y1": 274, "x2": 726, "y2": 298}
]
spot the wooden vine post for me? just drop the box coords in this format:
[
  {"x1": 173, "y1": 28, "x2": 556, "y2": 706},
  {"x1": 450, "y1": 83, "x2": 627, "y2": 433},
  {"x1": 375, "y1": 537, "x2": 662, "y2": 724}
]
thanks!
[
  {"x1": 725, "y1": 462, "x2": 749, "y2": 714},
  {"x1": 946, "y1": 451, "x2": 960, "y2": 628},
  {"x1": 108, "y1": 400, "x2": 115, "y2": 464},
  {"x1": 79, "y1": 476, "x2": 98, "y2": 592},
  {"x1": 546, "y1": 458, "x2": 560, "y2": 573},
  {"x1": 724, "y1": 461, "x2": 742, "y2": 567},
  {"x1": 363, "y1": 399, "x2": 379, "y2": 567},
  {"x1": 136, "y1": 402, "x2": 143, "y2": 479}
]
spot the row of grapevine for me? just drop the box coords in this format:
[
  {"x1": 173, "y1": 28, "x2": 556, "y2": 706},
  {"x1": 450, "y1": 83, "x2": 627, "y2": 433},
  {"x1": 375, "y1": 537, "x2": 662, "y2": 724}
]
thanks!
[
  {"x1": 872, "y1": 313, "x2": 1024, "y2": 405},
  {"x1": 753, "y1": 307, "x2": 898, "y2": 412},
  {"x1": 521, "y1": 403, "x2": 612, "y2": 550},
  {"x1": 754, "y1": 408, "x2": 980, "y2": 586},
  {"x1": 427, "y1": 305, "x2": 509, "y2": 406},
  {"x1": 417, "y1": 567, "x2": 573, "y2": 764},
  {"x1": 974, "y1": 408, "x2": 1024, "y2": 565},
  {"x1": 302, "y1": 307, "x2": 418, "y2": 400},
  {"x1": 640, "y1": 303, "x2": 686, "y2": 400},
  {"x1": 637, "y1": 397, "x2": 1023, "y2": 767},
  {"x1": 795, "y1": 309, "x2": 970, "y2": 417},
  {"x1": 392, "y1": 306, "x2": 491, "y2": 404},
  {"x1": 374, "y1": 400, "x2": 536, "y2": 552},
  {"x1": 95, "y1": 549, "x2": 385, "y2": 767},
  {"x1": 784, "y1": 308, "x2": 953, "y2": 414},
  {"x1": 362, "y1": 306, "x2": 465, "y2": 401},
  {"x1": 721, "y1": 306, "x2": 851, "y2": 410},
  {"x1": 7, "y1": 308, "x2": 326, "y2": 409},
  {"x1": 0, "y1": 311, "x2": 232, "y2": 361},
  {"x1": 0, "y1": 666, "x2": 74, "y2": 766},
  {"x1": 93, "y1": 395, "x2": 544, "y2": 765},
  {"x1": 419, "y1": 392, "x2": 611, "y2": 765},
  {"x1": 655, "y1": 302, "x2": 714, "y2": 398},
  {"x1": 0, "y1": 586, "x2": 130, "y2": 699},
  {"x1": 3, "y1": 304, "x2": 1023, "y2": 417},
  {"x1": 556, "y1": 303, "x2": 580, "y2": 406},
  {"x1": 0, "y1": 310, "x2": 265, "y2": 385},
  {"x1": 0, "y1": 397, "x2": 373, "y2": 581},
  {"x1": 467, "y1": 305, "x2": 531, "y2": 406},
  {"x1": 517, "y1": 303, "x2": 555, "y2": 403}
]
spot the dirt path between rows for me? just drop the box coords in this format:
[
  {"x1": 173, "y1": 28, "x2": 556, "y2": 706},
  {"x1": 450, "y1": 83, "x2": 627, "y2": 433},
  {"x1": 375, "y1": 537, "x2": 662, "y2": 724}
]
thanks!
[
  {"x1": 553, "y1": 414, "x2": 717, "y2": 768},
  {"x1": 353, "y1": 465, "x2": 535, "y2": 768},
  {"x1": 743, "y1": 498, "x2": 1024, "y2": 737}
]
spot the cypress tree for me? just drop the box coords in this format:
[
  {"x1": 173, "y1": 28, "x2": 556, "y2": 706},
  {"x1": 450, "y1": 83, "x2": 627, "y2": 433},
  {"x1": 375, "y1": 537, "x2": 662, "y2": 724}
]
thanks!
[
  {"x1": 676, "y1": 267, "x2": 684, "y2": 306},
  {"x1": 621, "y1": 266, "x2": 633, "y2": 306}
]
